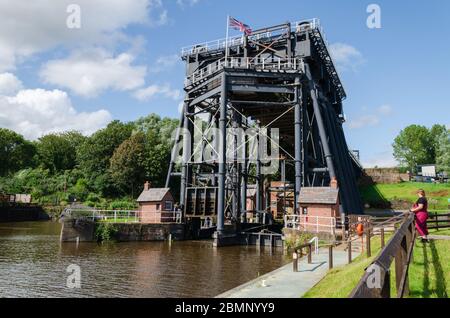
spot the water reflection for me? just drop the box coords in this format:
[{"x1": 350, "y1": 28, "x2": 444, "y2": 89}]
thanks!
[{"x1": 0, "y1": 222, "x2": 289, "y2": 298}]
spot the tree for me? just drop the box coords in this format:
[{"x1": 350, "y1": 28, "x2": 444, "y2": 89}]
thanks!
[
  {"x1": 77, "y1": 120, "x2": 133, "y2": 195},
  {"x1": 0, "y1": 128, "x2": 36, "y2": 176},
  {"x1": 393, "y1": 125, "x2": 434, "y2": 172},
  {"x1": 430, "y1": 124, "x2": 447, "y2": 160},
  {"x1": 436, "y1": 129, "x2": 450, "y2": 175},
  {"x1": 109, "y1": 132, "x2": 147, "y2": 197},
  {"x1": 36, "y1": 131, "x2": 86, "y2": 173}
]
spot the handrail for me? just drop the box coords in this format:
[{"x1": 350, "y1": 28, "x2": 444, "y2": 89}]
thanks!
[
  {"x1": 349, "y1": 213, "x2": 416, "y2": 298},
  {"x1": 309, "y1": 237, "x2": 319, "y2": 254},
  {"x1": 181, "y1": 18, "x2": 321, "y2": 57},
  {"x1": 186, "y1": 57, "x2": 304, "y2": 87}
]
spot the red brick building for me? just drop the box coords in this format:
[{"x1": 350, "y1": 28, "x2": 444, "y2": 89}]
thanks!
[
  {"x1": 137, "y1": 182, "x2": 175, "y2": 224},
  {"x1": 297, "y1": 179, "x2": 340, "y2": 233}
]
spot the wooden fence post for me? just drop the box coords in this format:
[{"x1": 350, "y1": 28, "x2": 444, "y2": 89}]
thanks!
[
  {"x1": 329, "y1": 245, "x2": 333, "y2": 269},
  {"x1": 366, "y1": 227, "x2": 371, "y2": 258},
  {"x1": 435, "y1": 212, "x2": 439, "y2": 231},
  {"x1": 348, "y1": 240, "x2": 352, "y2": 264},
  {"x1": 293, "y1": 251, "x2": 298, "y2": 272},
  {"x1": 381, "y1": 228, "x2": 385, "y2": 249}
]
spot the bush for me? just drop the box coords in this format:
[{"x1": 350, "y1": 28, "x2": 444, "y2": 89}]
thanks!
[
  {"x1": 108, "y1": 200, "x2": 137, "y2": 210},
  {"x1": 95, "y1": 223, "x2": 118, "y2": 242}
]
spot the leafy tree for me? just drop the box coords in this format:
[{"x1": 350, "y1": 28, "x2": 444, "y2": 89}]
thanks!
[
  {"x1": 109, "y1": 132, "x2": 147, "y2": 197},
  {"x1": 393, "y1": 125, "x2": 434, "y2": 172},
  {"x1": 77, "y1": 120, "x2": 133, "y2": 194},
  {"x1": 35, "y1": 131, "x2": 86, "y2": 173},
  {"x1": 430, "y1": 124, "x2": 447, "y2": 160},
  {"x1": 0, "y1": 128, "x2": 36, "y2": 176},
  {"x1": 436, "y1": 129, "x2": 450, "y2": 174}
]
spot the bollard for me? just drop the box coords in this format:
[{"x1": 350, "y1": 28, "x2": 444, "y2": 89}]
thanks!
[
  {"x1": 293, "y1": 252, "x2": 298, "y2": 272},
  {"x1": 348, "y1": 240, "x2": 352, "y2": 264},
  {"x1": 328, "y1": 245, "x2": 333, "y2": 270}
]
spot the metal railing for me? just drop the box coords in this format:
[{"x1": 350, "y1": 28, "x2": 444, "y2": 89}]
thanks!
[
  {"x1": 284, "y1": 214, "x2": 337, "y2": 236},
  {"x1": 181, "y1": 18, "x2": 321, "y2": 57},
  {"x1": 186, "y1": 57, "x2": 304, "y2": 86},
  {"x1": 63, "y1": 208, "x2": 182, "y2": 224}
]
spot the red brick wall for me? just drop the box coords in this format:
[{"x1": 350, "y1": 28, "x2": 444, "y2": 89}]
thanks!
[{"x1": 139, "y1": 192, "x2": 175, "y2": 224}]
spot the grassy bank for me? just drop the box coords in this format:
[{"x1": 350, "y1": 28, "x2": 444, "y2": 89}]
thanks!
[
  {"x1": 303, "y1": 229, "x2": 450, "y2": 298},
  {"x1": 360, "y1": 182, "x2": 449, "y2": 211}
]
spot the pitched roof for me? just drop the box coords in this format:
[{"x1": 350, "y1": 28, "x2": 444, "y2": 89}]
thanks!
[
  {"x1": 137, "y1": 188, "x2": 171, "y2": 202},
  {"x1": 298, "y1": 187, "x2": 339, "y2": 205}
]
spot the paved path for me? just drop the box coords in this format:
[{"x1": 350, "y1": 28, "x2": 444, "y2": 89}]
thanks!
[{"x1": 217, "y1": 247, "x2": 360, "y2": 298}]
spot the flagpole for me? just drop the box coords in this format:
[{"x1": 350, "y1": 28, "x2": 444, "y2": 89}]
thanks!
[{"x1": 225, "y1": 15, "x2": 229, "y2": 67}]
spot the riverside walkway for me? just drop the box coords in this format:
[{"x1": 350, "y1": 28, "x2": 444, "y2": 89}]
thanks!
[{"x1": 217, "y1": 247, "x2": 360, "y2": 298}]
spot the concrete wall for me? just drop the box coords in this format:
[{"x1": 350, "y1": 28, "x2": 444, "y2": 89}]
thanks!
[{"x1": 60, "y1": 218, "x2": 95, "y2": 242}]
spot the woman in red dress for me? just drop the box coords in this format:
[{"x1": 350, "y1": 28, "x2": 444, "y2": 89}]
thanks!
[{"x1": 410, "y1": 189, "x2": 429, "y2": 243}]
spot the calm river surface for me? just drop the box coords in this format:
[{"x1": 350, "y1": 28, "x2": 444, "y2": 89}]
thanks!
[{"x1": 0, "y1": 221, "x2": 289, "y2": 298}]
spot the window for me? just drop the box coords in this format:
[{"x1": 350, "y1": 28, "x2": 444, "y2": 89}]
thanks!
[
  {"x1": 156, "y1": 204, "x2": 160, "y2": 211},
  {"x1": 164, "y1": 201, "x2": 173, "y2": 211}
]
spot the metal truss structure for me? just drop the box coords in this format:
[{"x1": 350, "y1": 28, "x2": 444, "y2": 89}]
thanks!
[{"x1": 166, "y1": 19, "x2": 364, "y2": 236}]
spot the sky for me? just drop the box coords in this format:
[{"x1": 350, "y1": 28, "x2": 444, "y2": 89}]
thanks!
[{"x1": 0, "y1": 0, "x2": 449, "y2": 168}]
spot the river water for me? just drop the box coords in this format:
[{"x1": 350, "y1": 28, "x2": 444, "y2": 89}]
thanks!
[{"x1": 0, "y1": 221, "x2": 289, "y2": 298}]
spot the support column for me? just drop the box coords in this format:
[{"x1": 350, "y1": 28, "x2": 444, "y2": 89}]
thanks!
[
  {"x1": 232, "y1": 108, "x2": 240, "y2": 223},
  {"x1": 217, "y1": 73, "x2": 227, "y2": 234},
  {"x1": 240, "y1": 116, "x2": 248, "y2": 223},
  {"x1": 305, "y1": 63, "x2": 336, "y2": 180},
  {"x1": 255, "y1": 123, "x2": 262, "y2": 223},
  {"x1": 165, "y1": 110, "x2": 184, "y2": 188},
  {"x1": 180, "y1": 103, "x2": 192, "y2": 210},
  {"x1": 294, "y1": 77, "x2": 302, "y2": 214}
]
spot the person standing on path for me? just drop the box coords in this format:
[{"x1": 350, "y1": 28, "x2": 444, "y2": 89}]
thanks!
[{"x1": 410, "y1": 189, "x2": 429, "y2": 243}]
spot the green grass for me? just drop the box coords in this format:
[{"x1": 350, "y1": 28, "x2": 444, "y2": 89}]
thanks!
[
  {"x1": 98, "y1": 218, "x2": 138, "y2": 223},
  {"x1": 303, "y1": 236, "x2": 386, "y2": 298},
  {"x1": 408, "y1": 239, "x2": 450, "y2": 298},
  {"x1": 303, "y1": 231, "x2": 450, "y2": 298},
  {"x1": 360, "y1": 182, "x2": 450, "y2": 211}
]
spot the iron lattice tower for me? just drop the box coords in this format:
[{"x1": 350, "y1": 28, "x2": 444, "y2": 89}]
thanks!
[{"x1": 166, "y1": 19, "x2": 363, "y2": 237}]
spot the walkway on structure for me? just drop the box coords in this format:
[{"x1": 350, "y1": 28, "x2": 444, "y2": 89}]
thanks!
[{"x1": 217, "y1": 247, "x2": 360, "y2": 298}]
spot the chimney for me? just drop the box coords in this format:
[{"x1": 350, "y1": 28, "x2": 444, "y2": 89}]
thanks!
[
  {"x1": 144, "y1": 181, "x2": 151, "y2": 191},
  {"x1": 330, "y1": 177, "x2": 338, "y2": 189}
]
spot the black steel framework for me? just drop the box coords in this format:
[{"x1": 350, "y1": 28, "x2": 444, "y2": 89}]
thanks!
[{"x1": 166, "y1": 19, "x2": 364, "y2": 235}]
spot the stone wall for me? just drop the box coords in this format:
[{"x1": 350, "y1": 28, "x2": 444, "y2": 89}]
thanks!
[
  {"x1": 60, "y1": 219, "x2": 186, "y2": 242},
  {"x1": 0, "y1": 203, "x2": 49, "y2": 222},
  {"x1": 360, "y1": 168, "x2": 410, "y2": 185}
]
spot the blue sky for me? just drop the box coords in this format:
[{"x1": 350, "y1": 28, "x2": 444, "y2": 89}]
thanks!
[{"x1": 0, "y1": 0, "x2": 449, "y2": 167}]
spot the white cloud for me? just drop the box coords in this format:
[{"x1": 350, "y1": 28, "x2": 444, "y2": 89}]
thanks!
[
  {"x1": 0, "y1": 76, "x2": 111, "y2": 140},
  {"x1": 150, "y1": 54, "x2": 180, "y2": 73},
  {"x1": 177, "y1": 0, "x2": 200, "y2": 8},
  {"x1": 348, "y1": 104, "x2": 393, "y2": 129},
  {"x1": 0, "y1": 73, "x2": 23, "y2": 95},
  {"x1": 0, "y1": 0, "x2": 165, "y2": 71},
  {"x1": 348, "y1": 115, "x2": 379, "y2": 129},
  {"x1": 40, "y1": 49, "x2": 147, "y2": 98},
  {"x1": 329, "y1": 43, "x2": 365, "y2": 72},
  {"x1": 133, "y1": 84, "x2": 182, "y2": 101},
  {"x1": 377, "y1": 104, "x2": 393, "y2": 116}
]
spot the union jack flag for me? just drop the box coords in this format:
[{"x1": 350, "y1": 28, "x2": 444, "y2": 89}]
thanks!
[{"x1": 229, "y1": 16, "x2": 252, "y2": 35}]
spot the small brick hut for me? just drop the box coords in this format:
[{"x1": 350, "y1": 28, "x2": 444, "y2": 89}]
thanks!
[
  {"x1": 137, "y1": 182, "x2": 175, "y2": 224},
  {"x1": 297, "y1": 179, "x2": 340, "y2": 233}
]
